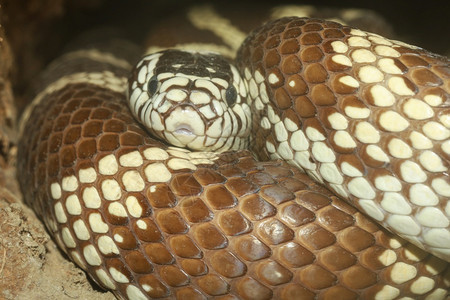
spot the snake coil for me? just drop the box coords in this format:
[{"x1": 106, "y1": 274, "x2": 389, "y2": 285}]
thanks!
[{"x1": 18, "y1": 5, "x2": 449, "y2": 300}]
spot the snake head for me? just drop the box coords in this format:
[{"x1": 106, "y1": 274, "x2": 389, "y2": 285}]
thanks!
[{"x1": 128, "y1": 49, "x2": 251, "y2": 152}]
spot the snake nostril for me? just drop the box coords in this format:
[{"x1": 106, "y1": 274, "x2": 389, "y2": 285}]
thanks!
[{"x1": 147, "y1": 75, "x2": 159, "y2": 96}]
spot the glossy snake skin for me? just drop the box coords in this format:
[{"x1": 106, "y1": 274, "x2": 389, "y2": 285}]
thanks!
[
  {"x1": 18, "y1": 5, "x2": 449, "y2": 300},
  {"x1": 238, "y1": 18, "x2": 449, "y2": 260}
]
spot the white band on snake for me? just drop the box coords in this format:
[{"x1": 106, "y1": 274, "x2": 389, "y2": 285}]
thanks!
[{"x1": 18, "y1": 4, "x2": 449, "y2": 300}]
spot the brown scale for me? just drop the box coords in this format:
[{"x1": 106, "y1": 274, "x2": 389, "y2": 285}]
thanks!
[
  {"x1": 237, "y1": 17, "x2": 449, "y2": 261},
  {"x1": 18, "y1": 77, "x2": 450, "y2": 299}
]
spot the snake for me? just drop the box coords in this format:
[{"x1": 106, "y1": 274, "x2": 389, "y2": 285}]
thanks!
[{"x1": 17, "y1": 4, "x2": 449, "y2": 300}]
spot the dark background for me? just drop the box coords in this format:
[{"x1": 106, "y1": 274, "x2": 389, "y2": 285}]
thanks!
[{"x1": 60, "y1": 0, "x2": 450, "y2": 54}]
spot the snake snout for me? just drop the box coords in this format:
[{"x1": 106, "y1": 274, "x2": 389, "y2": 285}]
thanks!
[{"x1": 164, "y1": 105, "x2": 206, "y2": 146}]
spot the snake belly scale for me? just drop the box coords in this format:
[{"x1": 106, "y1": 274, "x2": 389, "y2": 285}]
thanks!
[{"x1": 18, "y1": 4, "x2": 449, "y2": 300}]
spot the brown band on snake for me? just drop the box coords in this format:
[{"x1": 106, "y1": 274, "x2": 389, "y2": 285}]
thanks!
[
  {"x1": 141, "y1": 5, "x2": 449, "y2": 260},
  {"x1": 236, "y1": 17, "x2": 449, "y2": 261},
  {"x1": 143, "y1": 4, "x2": 394, "y2": 58},
  {"x1": 17, "y1": 5, "x2": 449, "y2": 300},
  {"x1": 18, "y1": 77, "x2": 450, "y2": 299},
  {"x1": 18, "y1": 45, "x2": 449, "y2": 300}
]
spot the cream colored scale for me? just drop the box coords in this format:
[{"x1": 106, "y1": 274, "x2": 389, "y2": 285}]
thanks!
[
  {"x1": 153, "y1": 4, "x2": 450, "y2": 261},
  {"x1": 244, "y1": 24, "x2": 449, "y2": 260}
]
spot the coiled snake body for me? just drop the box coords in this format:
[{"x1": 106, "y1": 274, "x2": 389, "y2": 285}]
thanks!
[{"x1": 18, "y1": 5, "x2": 449, "y2": 300}]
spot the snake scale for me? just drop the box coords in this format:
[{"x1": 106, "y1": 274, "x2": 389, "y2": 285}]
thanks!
[{"x1": 17, "y1": 4, "x2": 449, "y2": 300}]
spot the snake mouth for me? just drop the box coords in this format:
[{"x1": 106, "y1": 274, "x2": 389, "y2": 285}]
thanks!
[
  {"x1": 163, "y1": 106, "x2": 207, "y2": 148},
  {"x1": 165, "y1": 107, "x2": 205, "y2": 133},
  {"x1": 173, "y1": 124, "x2": 195, "y2": 136},
  {"x1": 170, "y1": 129, "x2": 198, "y2": 147},
  {"x1": 164, "y1": 124, "x2": 208, "y2": 149},
  {"x1": 172, "y1": 124, "x2": 198, "y2": 144}
]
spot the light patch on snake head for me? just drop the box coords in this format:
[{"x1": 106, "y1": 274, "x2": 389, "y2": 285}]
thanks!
[{"x1": 129, "y1": 49, "x2": 251, "y2": 152}]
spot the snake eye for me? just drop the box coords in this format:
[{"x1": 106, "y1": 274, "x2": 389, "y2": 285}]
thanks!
[
  {"x1": 147, "y1": 75, "x2": 159, "y2": 97},
  {"x1": 225, "y1": 85, "x2": 237, "y2": 106}
]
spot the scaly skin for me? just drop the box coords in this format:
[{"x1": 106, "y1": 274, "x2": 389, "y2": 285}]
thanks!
[
  {"x1": 18, "y1": 43, "x2": 449, "y2": 300},
  {"x1": 237, "y1": 17, "x2": 450, "y2": 261}
]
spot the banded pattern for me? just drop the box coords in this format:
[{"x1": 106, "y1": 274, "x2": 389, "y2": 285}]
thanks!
[
  {"x1": 237, "y1": 17, "x2": 450, "y2": 260},
  {"x1": 143, "y1": 5, "x2": 449, "y2": 261},
  {"x1": 18, "y1": 58, "x2": 450, "y2": 299},
  {"x1": 144, "y1": 4, "x2": 394, "y2": 59},
  {"x1": 17, "y1": 4, "x2": 450, "y2": 300}
]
